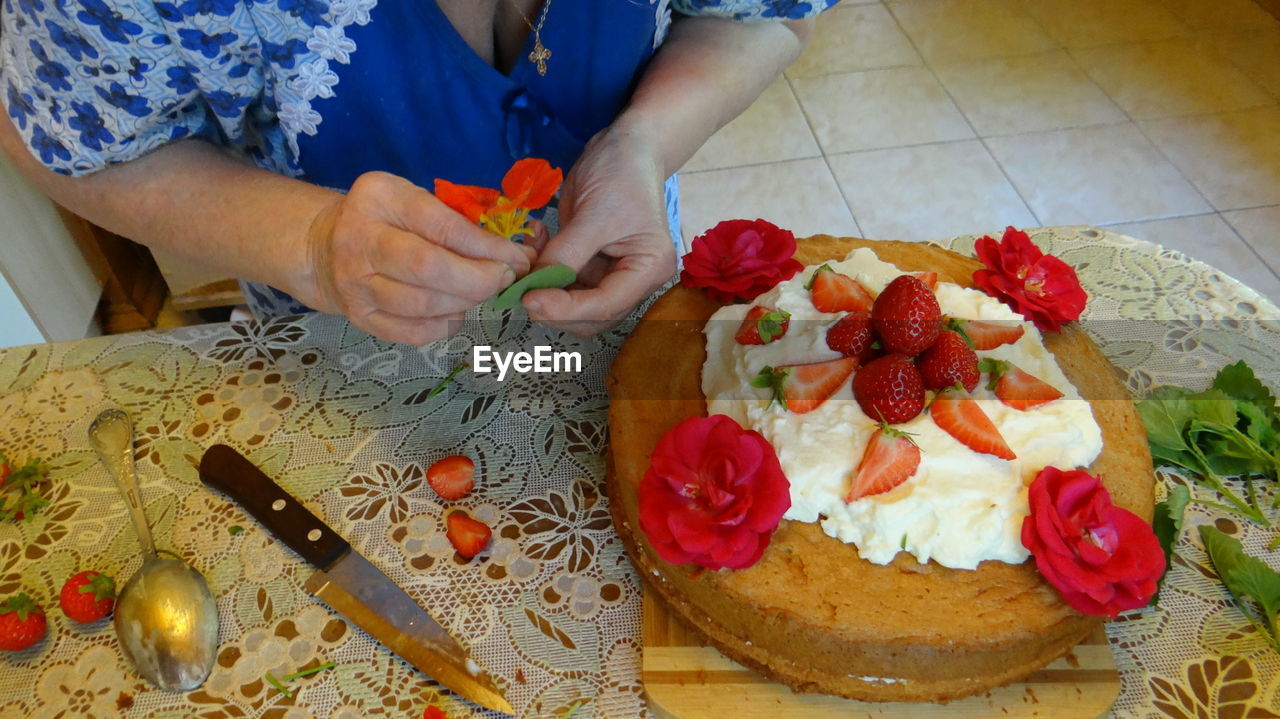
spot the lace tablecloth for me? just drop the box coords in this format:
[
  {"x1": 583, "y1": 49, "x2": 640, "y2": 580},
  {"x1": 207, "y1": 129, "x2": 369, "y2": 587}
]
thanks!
[{"x1": 0, "y1": 227, "x2": 1277, "y2": 718}]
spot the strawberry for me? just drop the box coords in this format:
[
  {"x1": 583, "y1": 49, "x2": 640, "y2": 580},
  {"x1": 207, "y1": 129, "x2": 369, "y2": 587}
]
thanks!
[
  {"x1": 825, "y1": 311, "x2": 875, "y2": 359},
  {"x1": 980, "y1": 358, "x2": 1064, "y2": 410},
  {"x1": 916, "y1": 330, "x2": 979, "y2": 392},
  {"x1": 426, "y1": 455, "x2": 475, "y2": 501},
  {"x1": 929, "y1": 389, "x2": 1016, "y2": 460},
  {"x1": 871, "y1": 275, "x2": 941, "y2": 355},
  {"x1": 59, "y1": 571, "x2": 116, "y2": 623},
  {"x1": 752, "y1": 357, "x2": 857, "y2": 414},
  {"x1": 445, "y1": 512, "x2": 491, "y2": 559},
  {"x1": 912, "y1": 271, "x2": 938, "y2": 291},
  {"x1": 845, "y1": 424, "x2": 920, "y2": 503},
  {"x1": 949, "y1": 318, "x2": 1024, "y2": 351},
  {"x1": 0, "y1": 593, "x2": 46, "y2": 651},
  {"x1": 734, "y1": 306, "x2": 791, "y2": 345},
  {"x1": 424, "y1": 707, "x2": 448, "y2": 719},
  {"x1": 852, "y1": 354, "x2": 926, "y2": 424},
  {"x1": 807, "y1": 264, "x2": 874, "y2": 313}
]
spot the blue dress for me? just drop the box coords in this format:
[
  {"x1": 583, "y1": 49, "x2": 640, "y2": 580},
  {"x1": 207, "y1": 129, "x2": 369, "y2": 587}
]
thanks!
[{"x1": 0, "y1": 0, "x2": 839, "y2": 315}]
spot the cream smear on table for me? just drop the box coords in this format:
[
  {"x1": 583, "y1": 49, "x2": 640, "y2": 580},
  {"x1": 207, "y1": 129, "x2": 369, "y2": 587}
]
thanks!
[{"x1": 701, "y1": 247, "x2": 1102, "y2": 570}]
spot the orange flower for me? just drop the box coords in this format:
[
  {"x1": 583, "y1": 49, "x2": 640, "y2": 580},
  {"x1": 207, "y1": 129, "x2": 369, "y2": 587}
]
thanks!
[{"x1": 434, "y1": 158, "x2": 563, "y2": 241}]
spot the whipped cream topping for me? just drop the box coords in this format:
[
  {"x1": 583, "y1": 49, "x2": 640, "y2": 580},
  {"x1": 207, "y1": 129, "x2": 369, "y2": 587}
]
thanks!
[{"x1": 701, "y1": 248, "x2": 1103, "y2": 570}]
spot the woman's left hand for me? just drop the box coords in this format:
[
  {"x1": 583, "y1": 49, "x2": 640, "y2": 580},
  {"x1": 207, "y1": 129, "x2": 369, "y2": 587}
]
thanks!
[{"x1": 520, "y1": 125, "x2": 677, "y2": 335}]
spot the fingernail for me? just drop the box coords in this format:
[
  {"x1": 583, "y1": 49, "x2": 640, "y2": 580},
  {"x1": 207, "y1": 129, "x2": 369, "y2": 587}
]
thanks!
[
  {"x1": 502, "y1": 268, "x2": 515, "y2": 286},
  {"x1": 524, "y1": 297, "x2": 542, "y2": 315}
]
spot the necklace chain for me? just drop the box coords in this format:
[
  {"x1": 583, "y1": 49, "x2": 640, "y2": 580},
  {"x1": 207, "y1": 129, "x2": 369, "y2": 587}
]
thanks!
[{"x1": 511, "y1": 0, "x2": 552, "y2": 76}]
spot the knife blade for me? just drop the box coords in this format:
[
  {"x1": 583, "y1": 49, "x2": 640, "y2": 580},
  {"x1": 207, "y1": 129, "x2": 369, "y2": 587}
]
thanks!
[{"x1": 198, "y1": 444, "x2": 512, "y2": 715}]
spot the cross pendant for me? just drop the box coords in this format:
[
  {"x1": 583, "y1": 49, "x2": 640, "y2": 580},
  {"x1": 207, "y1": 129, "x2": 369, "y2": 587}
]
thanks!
[{"x1": 528, "y1": 39, "x2": 551, "y2": 76}]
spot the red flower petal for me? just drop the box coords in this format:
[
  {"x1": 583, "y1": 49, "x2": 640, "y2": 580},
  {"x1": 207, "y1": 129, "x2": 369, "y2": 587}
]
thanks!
[
  {"x1": 680, "y1": 219, "x2": 804, "y2": 302},
  {"x1": 500, "y1": 158, "x2": 563, "y2": 210},
  {"x1": 433, "y1": 179, "x2": 500, "y2": 223}
]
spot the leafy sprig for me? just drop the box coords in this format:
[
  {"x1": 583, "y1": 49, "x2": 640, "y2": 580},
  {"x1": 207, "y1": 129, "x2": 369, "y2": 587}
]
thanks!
[
  {"x1": 1199, "y1": 525, "x2": 1280, "y2": 654},
  {"x1": 0, "y1": 454, "x2": 52, "y2": 522},
  {"x1": 1137, "y1": 361, "x2": 1280, "y2": 528}
]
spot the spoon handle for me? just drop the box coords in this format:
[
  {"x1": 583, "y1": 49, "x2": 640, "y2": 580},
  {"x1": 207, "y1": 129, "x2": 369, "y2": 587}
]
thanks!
[{"x1": 88, "y1": 409, "x2": 157, "y2": 559}]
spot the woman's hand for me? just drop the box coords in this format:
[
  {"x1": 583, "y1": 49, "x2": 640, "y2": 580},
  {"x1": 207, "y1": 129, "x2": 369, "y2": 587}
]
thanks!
[
  {"x1": 300, "y1": 171, "x2": 535, "y2": 345},
  {"x1": 521, "y1": 126, "x2": 677, "y2": 335}
]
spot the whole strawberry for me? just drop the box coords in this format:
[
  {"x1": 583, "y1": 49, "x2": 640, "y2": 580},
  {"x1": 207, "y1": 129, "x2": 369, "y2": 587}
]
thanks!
[
  {"x1": 853, "y1": 354, "x2": 926, "y2": 424},
  {"x1": 0, "y1": 593, "x2": 47, "y2": 651},
  {"x1": 872, "y1": 275, "x2": 941, "y2": 355},
  {"x1": 826, "y1": 311, "x2": 875, "y2": 359},
  {"x1": 916, "y1": 330, "x2": 979, "y2": 392},
  {"x1": 59, "y1": 571, "x2": 116, "y2": 623}
]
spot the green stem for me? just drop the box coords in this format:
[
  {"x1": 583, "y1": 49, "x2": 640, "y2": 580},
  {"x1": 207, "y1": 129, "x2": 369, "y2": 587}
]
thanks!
[
  {"x1": 265, "y1": 673, "x2": 292, "y2": 698},
  {"x1": 1269, "y1": 533, "x2": 1280, "y2": 551},
  {"x1": 282, "y1": 661, "x2": 336, "y2": 681}
]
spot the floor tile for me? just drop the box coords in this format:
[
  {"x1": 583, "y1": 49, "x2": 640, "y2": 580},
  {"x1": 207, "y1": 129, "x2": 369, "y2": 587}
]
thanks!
[
  {"x1": 1207, "y1": 25, "x2": 1280, "y2": 100},
  {"x1": 1072, "y1": 39, "x2": 1271, "y2": 120},
  {"x1": 986, "y1": 123, "x2": 1211, "y2": 225},
  {"x1": 681, "y1": 79, "x2": 820, "y2": 173},
  {"x1": 1105, "y1": 214, "x2": 1280, "y2": 303},
  {"x1": 934, "y1": 50, "x2": 1126, "y2": 136},
  {"x1": 679, "y1": 159, "x2": 861, "y2": 243},
  {"x1": 1158, "y1": 0, "x2": 1279, "y2": 31},
  {"x1": 1022, "y1": 0, "x2": 1190, "y2": 49},
  {"x1": 787, "y1": 3, "x2": 921, "y2": 79},
  {"x1": 1142, "y1": 107, "x2": 1280, "y2": 210},
  {"x1": 791, "y1": 67, "x2": 973, "y2": 154},
  {"x1": 888, "y1": 0, "x2": 1058, "y2": 63},
  {"x1": 1222, "y1": 205, "x2": 1280, "y2": 289},
  {"x1": 828, "y1": 141, "x2": 1037, "y2": 243}
]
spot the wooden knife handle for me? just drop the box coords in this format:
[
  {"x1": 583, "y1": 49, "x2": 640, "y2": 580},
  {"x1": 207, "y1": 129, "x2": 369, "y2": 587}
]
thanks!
[{"x1": 198, "y1": 443, "x2": 349, "y2": 570}]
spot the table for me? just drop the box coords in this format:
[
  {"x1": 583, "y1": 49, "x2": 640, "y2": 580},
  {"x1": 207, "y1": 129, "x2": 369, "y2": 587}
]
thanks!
[{"x1": 0, "y1": 227, "x2": 1277, "y2": 718}]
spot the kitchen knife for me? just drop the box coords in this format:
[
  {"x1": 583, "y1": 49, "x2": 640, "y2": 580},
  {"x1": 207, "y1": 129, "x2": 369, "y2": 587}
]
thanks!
[{"x1": 198, "y1": 444, "x2": 513, "y2": 715}]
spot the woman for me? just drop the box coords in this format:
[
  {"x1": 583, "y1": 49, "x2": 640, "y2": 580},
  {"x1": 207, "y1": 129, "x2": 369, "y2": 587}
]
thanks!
[{"x1": 0, "y1": 0, "x2": 834, "y2": 344}]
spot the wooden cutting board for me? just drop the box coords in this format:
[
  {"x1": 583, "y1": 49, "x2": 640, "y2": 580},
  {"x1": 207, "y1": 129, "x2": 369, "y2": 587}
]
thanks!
[{"x1": 642, "y1": 587, "x2": 1120, "y2": 719}]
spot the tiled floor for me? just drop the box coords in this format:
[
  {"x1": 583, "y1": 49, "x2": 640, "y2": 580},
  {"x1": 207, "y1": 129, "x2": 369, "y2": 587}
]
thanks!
[{"x1": 678, "y1": 0, "x2": 1280, "y2": 305}]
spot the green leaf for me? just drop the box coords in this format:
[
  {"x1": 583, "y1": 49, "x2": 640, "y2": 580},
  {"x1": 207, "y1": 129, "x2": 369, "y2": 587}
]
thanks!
[
  {"x1": 488, "y1": 264, "x2": 577, "y2": 310},
  {"x1": 1185, "y1": 388, "x2": 1239, "y2": 429},
  {"x1": 750, "y1": 366, "x2": 789, "y2": 409},
  {"x1": 228, "y1": 525, "x2": 244, "y2": 536},
  {"x1": 758, "y1": 310, "x2": 790, "y2": 344},
  {"x1": 1149, "y1": 485, "x2": 1189, "y2": 604},
  {"x1": 1199, "y1": 525, "x2": 1280, "y2": 652},
  {"x1": 1240, "y1": 401, "x2": 1278, "y2": 453},
  {"x1": 1213, "y1": 360, "x2": 1277, "y2": 410},
  {"x1": 1138, "y1": 387, "x2": 1195, "y2": 458},
  {"x1": 804, "y1": 264, "x2": 833, "y2": 290}
]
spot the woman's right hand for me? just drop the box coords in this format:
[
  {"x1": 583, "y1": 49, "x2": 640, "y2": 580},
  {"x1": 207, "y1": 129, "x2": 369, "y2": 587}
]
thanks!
[{"x1": 297, "y1": 171, "x2": 535, "y2": 346}]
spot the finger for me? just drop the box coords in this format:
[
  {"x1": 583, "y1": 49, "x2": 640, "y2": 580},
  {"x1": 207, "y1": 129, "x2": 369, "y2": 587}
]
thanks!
[
  {"x1": 523, "y1": 249, "x2": 673, "y2": 334},
  {"x1": 363, "y1": 275, "x2": 477, "y2": 318},
  {"x1": 371, "y1": 228, "x2": 515, "y2": 301},
  {"x1": 524, "y1": 218, "x2": 551, "y2": 254},
  {"x1": 351, "y1": 171, "x2": 534, "y2": 274},
  {"x1": 356, "y1": 310, "x2": 467, "y2": 346}
]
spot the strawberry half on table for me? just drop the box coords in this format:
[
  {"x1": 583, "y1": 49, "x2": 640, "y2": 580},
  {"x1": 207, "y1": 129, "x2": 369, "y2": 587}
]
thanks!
[
  {"x1": 59, "y1": 571, "x2": 116, "y2": 623},
  {"x1": 426, "y1": 455, "x2": 475, "y2": 501},
  {"x1": 445, "y1": 511, "x2": 491, "y2": 560},
  {"x1": 0, "y1": 593, "x2": 47, "y2": 651},
  {"x1": 752, "y1": 357, "x2": 858, "y2": 414}
]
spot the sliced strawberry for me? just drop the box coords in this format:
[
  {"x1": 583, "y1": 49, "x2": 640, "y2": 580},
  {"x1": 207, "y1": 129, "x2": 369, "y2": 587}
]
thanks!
[
  {"x1": 445, "y1": 512, "x2": 491, "y2": 559},
  {"x1": 916, "y1": 330, "x2": 979, "y2": 392},
  {"x1": 912, "y1": 272, "x2": 938, "y2": 291},
  {"x1": 734, "y1": 306, "x2": 791, "y2": 345},
  {"x1": 872, "y1": 275, "x2": 942, "y2": 355},
  {"x1": 426, "y1": 455, "x2": 475, "y2": 500},
  {"x1": 825, "y1": 311, "x2": 875, "y2": 359},
  {"x1": 950, "y1": 318, "x2": 1025, "y2": 351},
  {"x1": 980, "y1": 358, "x2": 1064, "y2": 410},
  {"x1": 752, "y1": 357, "x2": 857, "y2": 414},
  {"x1": 852, "y1": 354, "x2": 926, "y2": 424},
  {"x1": 845, "y1": 424, "x2": 920, "y2": 502},
  {"x1": 807, "y1": 264, "x2": 874, "y2": 313},
  {"x1": 929, "y1": 389, "x2": 1015, "y2": 460}
]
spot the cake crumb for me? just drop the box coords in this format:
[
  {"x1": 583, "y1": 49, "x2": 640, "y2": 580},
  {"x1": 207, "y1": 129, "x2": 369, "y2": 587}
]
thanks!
[
  {"x1": 515, "y1": 668, "x2": 526, "y2": 684},
  {"x1": 116, "y1": 692, "x2": 134, "y2": 711},
  {"x1": 1063, "y1": 651, "x2": 1080, "y2": 669}
]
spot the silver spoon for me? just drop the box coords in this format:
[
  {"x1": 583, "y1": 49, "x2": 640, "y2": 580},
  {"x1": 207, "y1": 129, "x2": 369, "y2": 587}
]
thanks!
[{"x1": 88, "y1": 408, "x2": 219, "y2": 692}]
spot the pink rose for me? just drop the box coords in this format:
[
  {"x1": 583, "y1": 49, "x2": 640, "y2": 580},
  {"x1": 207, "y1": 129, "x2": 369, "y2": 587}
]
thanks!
[
  {"x1": 1021, "y1": 467, "x2": 1164, "y2": 618},
  {"x1": 680, "y1": 219, "x2": 804, "y2": 302},
  {"x1": 638, "y1": 415, "x2": 791, "y2": 570},
  {"x1": 972, "y1": 227, "x2": 1087, "y2": 332}
]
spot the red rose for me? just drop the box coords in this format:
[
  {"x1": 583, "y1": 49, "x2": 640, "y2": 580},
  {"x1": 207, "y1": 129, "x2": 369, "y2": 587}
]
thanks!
[
  {"x1": 972, "y1": 227, "x2": 1087, "y2": 332},
  {"x1": 1021, "y1": 467, "x2": 1164, "y2": 618},
  {"x1": 680, "y1": 219, "x2": 804, "y2": 302},
  {"x1": 638, "y1": 415, "x2": 791, "y2": 570}
]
